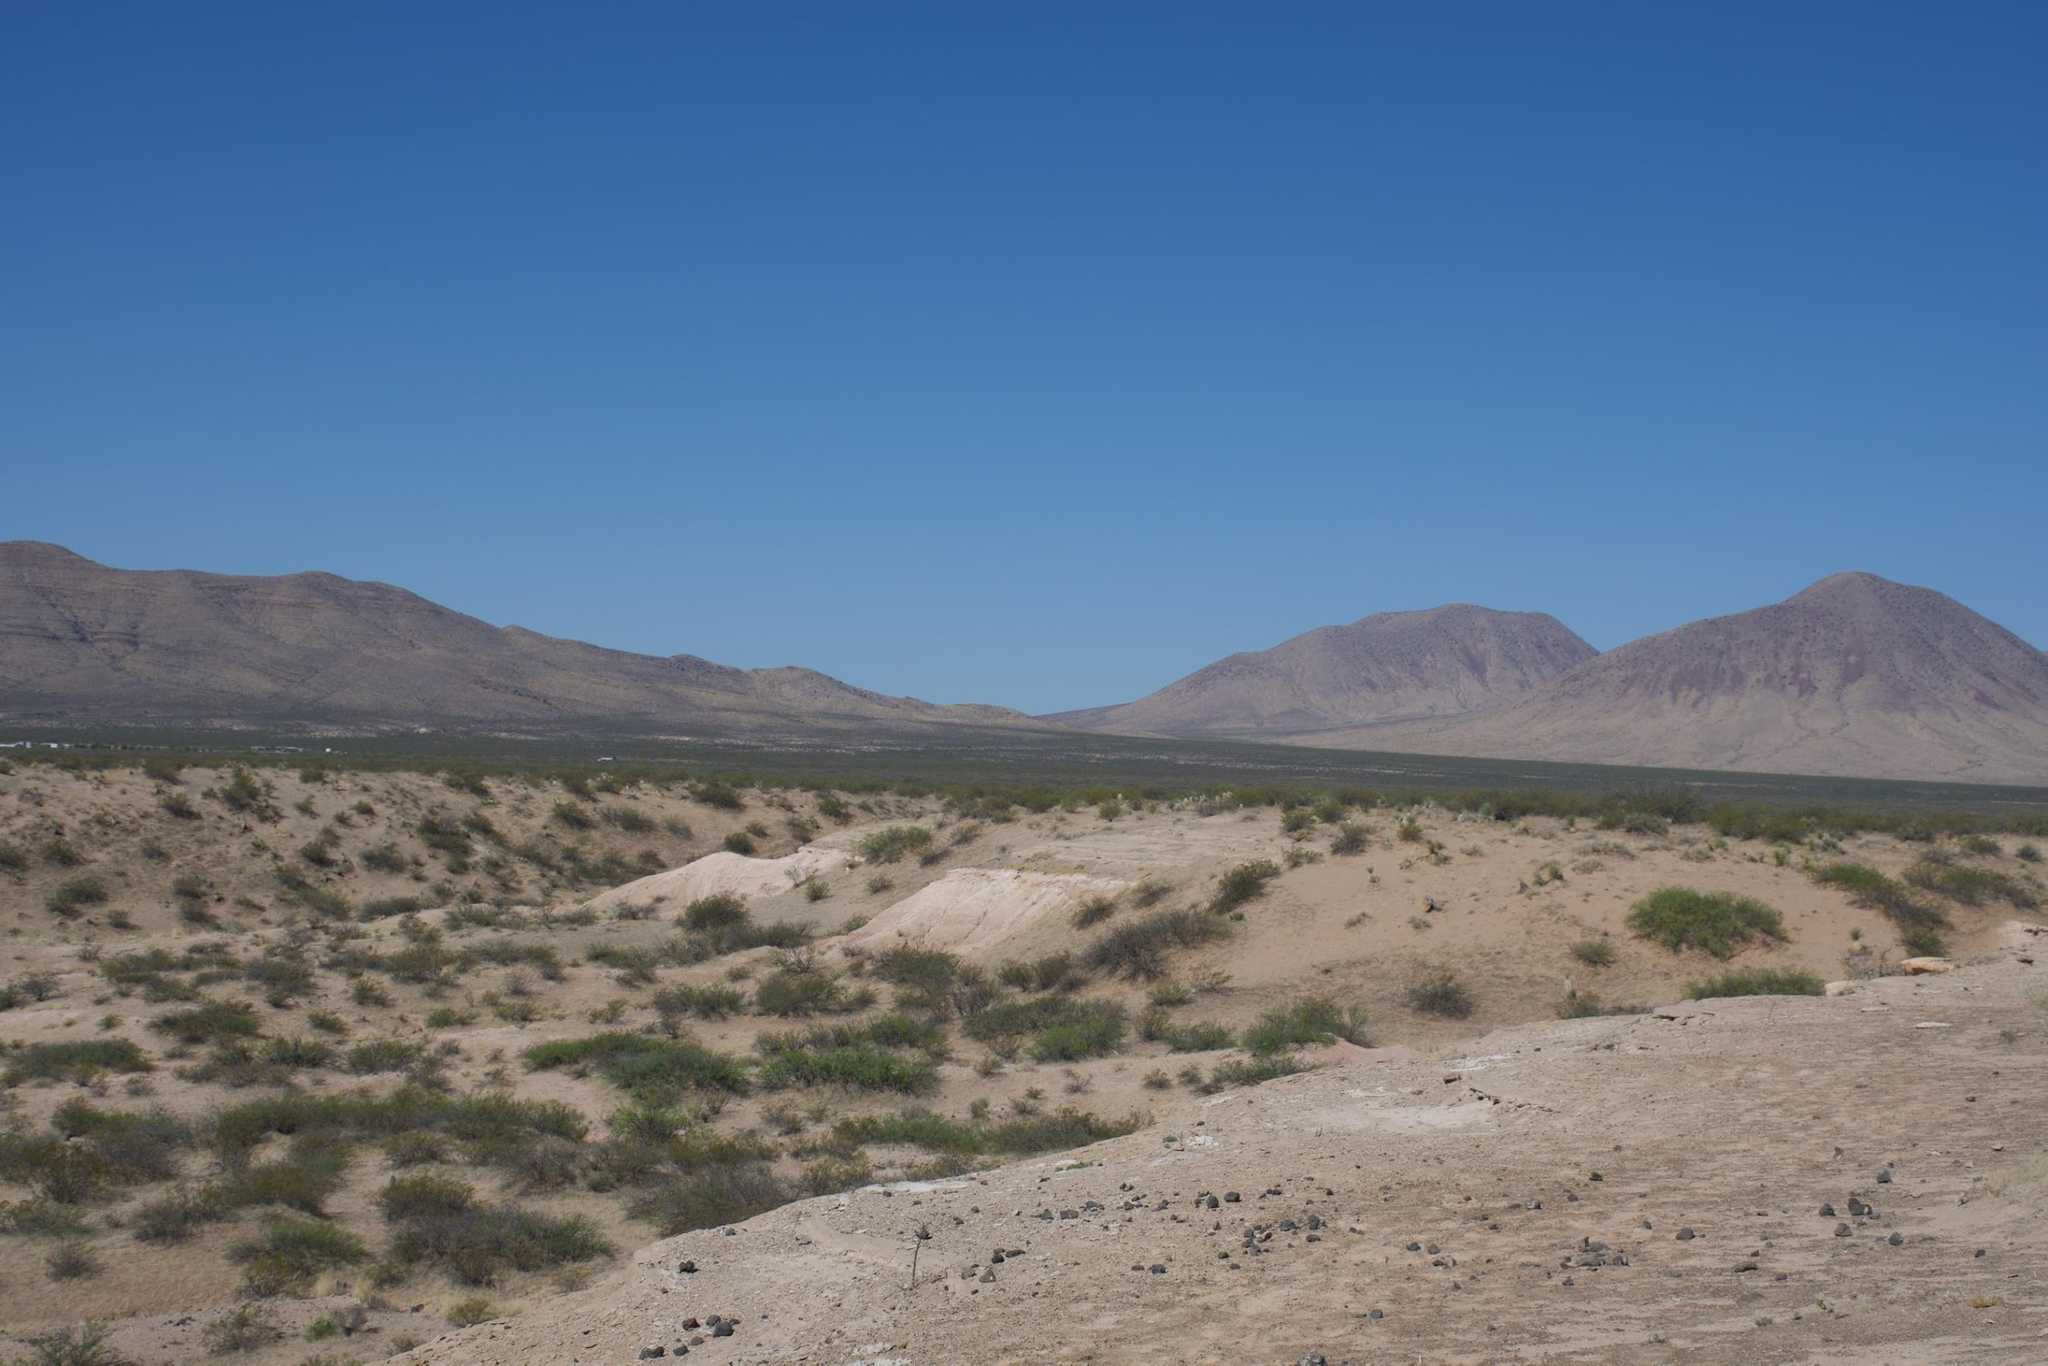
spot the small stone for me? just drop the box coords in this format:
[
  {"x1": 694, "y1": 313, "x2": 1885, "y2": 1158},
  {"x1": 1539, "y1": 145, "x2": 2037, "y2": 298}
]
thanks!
[
  {"x1": 1676, "y1": 1228, "x2": 1696, "y2": 1241},
  {"x1": 1835, "y1": 1223, "x2": 1853, "y2": 1237},
  {"x1": 1149, "y1": 1263, "x2": 1167, "y2": 1274},
  {"x1": 678, "y1": 1260, "x2": 697, "y2": 1274},
  {"x1": 1887, "y1": 1233, "x2": 1904, "y2": 1246},
  {"x1": 1819, "y1": 1203, "x2": 1835, "y2": 1217},
  {"x1": 639, "y1": 1349, "x2": 666, "y2": 1360},
  {"x1": 1733, "y1": 1261, "x2": 1759, "y2": 1273},
  {"x1": 1368, "y1": 1309, "x2": 1384, "y2": 1321},
  {"x1": 1877, "y1": 1168, "x2": 1892, "y2": 1184},
  {"x1": 1406, "y1": 1241, "x2": 1422, "y2": 1252},
  {"x1": 1224, "y1": 1192, "x2": 1241, "y2": 1203},
  {"x1": 711, "y1": 1321, "x2": 734, "y2": 1339}
]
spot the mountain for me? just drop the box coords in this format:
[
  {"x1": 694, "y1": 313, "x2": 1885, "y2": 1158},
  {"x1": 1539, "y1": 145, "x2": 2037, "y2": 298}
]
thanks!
[
  {"x1": 1320, "y1": 572, "x2": 2048, "y2": 784},
  {"x1": 0, "y1": 542, "x2": 1049, "y2": 736},
  {"x1": 1052, "y1": 604, "x2": 1597, "y2": 739}
]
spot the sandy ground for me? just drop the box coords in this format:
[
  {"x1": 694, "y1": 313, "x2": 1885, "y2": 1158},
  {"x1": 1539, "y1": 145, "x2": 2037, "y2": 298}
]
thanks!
[
  {"x1": 3, "y1": 768, "x2": 2045, "y2": 1362},
  {"x1": 390, "y1": 956, "x2": 2048, "y2": 1365}
]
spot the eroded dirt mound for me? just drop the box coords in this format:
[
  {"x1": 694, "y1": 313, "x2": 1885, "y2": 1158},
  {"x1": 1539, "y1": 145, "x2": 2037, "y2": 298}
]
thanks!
[
  {"x1": 587, "y1": 847, "x2": 854, "y2": 912},
  {"x1": 841, "y1": 868, "x2": 1128, "y2": 955},
  {"x1": 395, "y1": 959, "x2": 2048, "y2": 1365}
]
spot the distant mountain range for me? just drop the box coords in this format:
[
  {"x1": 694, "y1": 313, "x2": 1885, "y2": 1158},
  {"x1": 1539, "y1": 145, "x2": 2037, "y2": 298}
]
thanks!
[
  {"x1": 1065, "y1": 572, "x2": 2048, "y2": 785},
  {"x1": 0, "y1": 542, "x2": 1041, "y2": 738},
  {"x1": 1052, "y1": 605, "x2": 1595, "y2": 736},
  {"x1": 5, "y1": 542, "x2": 2045, "y2": 784}
]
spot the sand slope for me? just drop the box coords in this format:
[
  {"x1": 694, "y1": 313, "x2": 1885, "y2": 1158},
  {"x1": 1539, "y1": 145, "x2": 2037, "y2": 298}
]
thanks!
[{"x1": 394, "y1": 957, "x2": 2048, "y2": 1365}]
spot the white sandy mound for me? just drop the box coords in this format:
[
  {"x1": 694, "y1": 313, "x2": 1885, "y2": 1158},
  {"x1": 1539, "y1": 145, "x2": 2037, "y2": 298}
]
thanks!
[
  {"x1": 586, "y1": 848, "x2": 852, "y2": 911},
  {"x1": 841, "y1": 868, "x2": 1127, "y2": 955}
]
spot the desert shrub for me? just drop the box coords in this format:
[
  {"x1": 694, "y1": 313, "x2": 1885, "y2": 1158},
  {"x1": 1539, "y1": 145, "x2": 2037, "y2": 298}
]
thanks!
[
  {"x1": 42, "y1": 836, "x2": 84, "y2": 867},
  {"x1": 1, "y1": 1196, "x2": 89, "y2": 1237},
  {"x1": 46, "y1": 1241, "x2": 100, "y2": 1281},
  {"x1": 1405, "y1": 968, "x2": 1475, "y2": 1018},
  {"x1": 384, "y1": 1203, "x2": 610, "y2": 1286},
  {"x1": 757, "y1": 1044, "x2": 938, "y2": 1093},
  {"x1": 159, "y1": 791, "x2": 200, "y2": 819},
  {"x1": 815, "y1": 793, "x2": 852, "y2": 823},
  {"x1": 359, "y1": 842, "x2": 409, "y2": 873},
  {"x1": 1085, "y1": 909, "x2": 1229, "y2": 979},
  {"x1": 50, "y1": 1102, "x2": 190, "y2": 1181},
  {"x1": 10, "y1": 1321, "x2": 133, "y2": 1366},
  {"x1": 1625, "y1": 887, "x2": 1787, "y2": 958},
  {"x1": 1210, "y1": 860, "x2": 1281, "y2": 913},
  {"x1": 1202, "y1": 1054, "x2": 1312, "y2": 1091},
  {"x1": 1329, "y1": 822, "x2": 1370, "y2": 855},
  {"x1": 45, "y1": 875, "x2": 108, "y2": 917},
  {"x1": 1687, "y1": 967, "x2": 1824, "y2": 999},
  {"x1": 868, "y1": 946, "x2": 962, "y2": 1009},
  {"x1": 0, "y1": 842, "x2": 25, "y2": 875},
  {"x1": 653, "y1": 983, "x2": 748, "y2": 1027},
  {"x1": 1243, "y1": 997, "x2": 1368, "y2": 1054},
  {"x1": 1961, "y1": 834, "x2": 2003, "y2": 856},
  {"x1": 627, "y1": 1163, "x2": 788, "y2": 1236},
  {"x1": 551, "y1": 801, "x2": 594, "y2": 831},
  {"x1": 229, "y1": 1217, "x2": 368, "y2": 1295},
  {"x1": 834, "y1": 1106, "x2": 1138, "y2": 1156},
  {"x1": 754, "y1": 969, "x2": 859, "y2": 1016},
  {"x1": 6, "y1": 1039, "x2": 151, "y2": 1084},
  {"x1": 201, "y1": 1305, "x2": 281, "y2": 1355},
  {"x1": 1160, "y1": 1020, "x2": 1235, "y2": 1052},
  {"x1": 1570, "y1": 939, "x2": 1616, "y2": 967},
  {"x1": 1904, "y1": 860, "x2": 2038, "y2": 910},
  {"x1": 1597, "y1": 808, "x2": 1668, "y2": 836},
  {"x1": 446, "y1": 1297, "x2": 496, "y2": 1327},
  {"x1": 133, "y1": 1187, "x2": 230, "y2": 1243},
  {"x1": 378, "y1": 1172, "x2": 475, "y2": 1222},
  {"x1": 1071, "y1": 895, "x2": 1118, "y2": 929},
  {"x1": 602, "y1": 804, "x2": 655, "y2": 833},
  {"x1": 962, "y1": 995, "x2": 1108, "y2": 1043},
  {"x1": 721, "y1": 831, "x2": 757, "y2": 855},
  {"x1": 1028, "y1": 1001, "x2": 1127, "y2": 1062},
  {"x1": 523, "y1": 1033, "x2": 749, "y2": 1099},
  {"x1": 692, "y1": 781, "x2": 746, "y2": 810},
  {"x1": 679, "y1": 893, "x2": 746, "y2": 932},
  {"x1": 152, "y1": 1000, "x2": 260, "y2": 1045},
  {"x1": 209, "y1": 1087, "x2": 587, "y2": 1160},
  {"x1": 856, "y1": 826, "x2": 933, "y2": 864},
  {"x1": 221, "y1": 1143, "x2": 351, "y2": 1215},
  {"x1": 346, "y1": 1039, "x2": 423, "y2": 1074},
  {"x1": 1810, "y1": 861, "x2": 1950, "y2": 950}
]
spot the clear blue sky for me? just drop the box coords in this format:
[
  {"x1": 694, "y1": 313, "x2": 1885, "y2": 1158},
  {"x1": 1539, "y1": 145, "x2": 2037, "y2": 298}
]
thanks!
[{"x1": 7, "y1": 3, "x2": 2044, "y2": 712}]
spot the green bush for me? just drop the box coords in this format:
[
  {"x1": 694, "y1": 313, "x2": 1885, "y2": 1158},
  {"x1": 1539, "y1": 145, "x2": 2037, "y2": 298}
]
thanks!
[
  {"x1": 757, "y1": 1044, "x2": 938, "y2": 1093},
  {"x1": 1029, "y1": 1002, "x2": 1126, "y2": 1061},
  {"x1": 856, "y1": 826, "x2": 933, "y2": 864},
  {"x1": 45, "y1": 875, "x2": 108, "y2": 917},
  {"x1": 1810, "y1": 861, "x2": 1950, "y2": 952},
  {"x1": 1085, "y1": 909, "x2": 1228, "y2": 979},
  {"x1": 754, "y1": 969, "x2": 857, "y2": 1016},
  {"x1": 1904, "y1": 860, "x2": 2038, "y2": 910},
  {"x1": 834, "y1": 1106, "x2": 1139, "y2": 1156},
  {"x1": 1405, "y1": 969, "x2": 1475, "y2": 1018},
  {"x1": 1071, "y1": 896, "x2": 1118, "y2": 929},
  {"x1": 1203, "y1": 1055, "x2": 1312, "y2": 1091},
  {"x1": 626, "y1": 1164, "x2": 789, "y2": 1236},
  {"x1": 1625, "y1": 887, "x2": 1788, "y2": 958},
  {"x1": 5, "y1": 1039, "x2": 151, "y2": 1084},
  {"x1": 228, "y1": 1217, "x2": 368, "y2": 1295},
  {"x1": 152, "y1": 1000, "x2": 260, "y2": 1045},
  {"x1": 1687, "y1": 968, "x2": 1824, "y2": 999},
  {"x1": 523, "y1": 1033, "x2": 749, "y2": 1100},
  {"x1": 1242, "y1": 997, "x2": 1368, "y2": 1054},
  {"x1": 378, "y1": 1172, "x2": 475, "y2": 1221},
  {"x1": 721, "y1": 831, "x2": 757, "y2": 855},
  {"x1": 1570, "y1": 939, "x2": 1616, "y2": 967},
  {"x1": 385, "y1": 1203, "x2": 610, "y2": 1286},
  {"x1": 1210, "y1": 860, "x2": 1281, "y2": 913}
]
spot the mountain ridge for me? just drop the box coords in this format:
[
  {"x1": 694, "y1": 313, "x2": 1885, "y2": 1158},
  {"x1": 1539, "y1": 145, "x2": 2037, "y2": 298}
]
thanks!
[
  {"x1": 1051, "y1": 602, "x2": 1596, "y2": 738},
  {"x1": 0, "y1": 541, "x2": 1049, "y2": 736}
]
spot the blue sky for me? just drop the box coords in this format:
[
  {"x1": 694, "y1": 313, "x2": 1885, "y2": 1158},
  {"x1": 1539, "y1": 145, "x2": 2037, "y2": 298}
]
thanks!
[{"x1": 7, "y1": 3, "x2": 2044, "y2": 712}]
